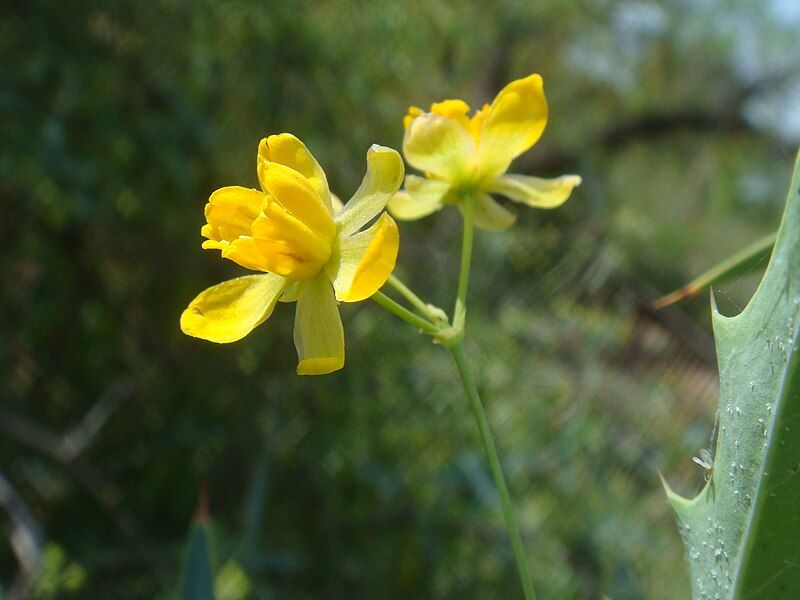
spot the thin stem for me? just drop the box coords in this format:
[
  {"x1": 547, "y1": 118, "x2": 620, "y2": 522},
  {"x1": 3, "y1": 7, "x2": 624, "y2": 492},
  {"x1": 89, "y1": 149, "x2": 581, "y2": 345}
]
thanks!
[
  {"x1": 371, "y1": 292, "x2": 440, "y2": 335},
  {"x1": 453, "y1": 194, "x2": 476, "y2": 330},
  {"x1": 377, "y1": 193, "x2": 533, "y2": 597},
  {"x1": 387, "y1": 274, "x2": 438, "y2": 321},
  {"x1": 449, "y1": 341, "x2": 536, "y2": 600}
]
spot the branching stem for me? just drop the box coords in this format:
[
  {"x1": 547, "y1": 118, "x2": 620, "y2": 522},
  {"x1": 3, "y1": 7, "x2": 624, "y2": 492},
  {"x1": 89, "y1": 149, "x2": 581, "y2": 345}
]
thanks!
[
  {"x1": 371, "y1": 292, "x2": 439, "y2": 335},
  {"x1": 387, "y1": 274, "x2": 442, "y2": 323},
  {"x1": 372, "y1": 192, "x2": 536, "y2": 599}
]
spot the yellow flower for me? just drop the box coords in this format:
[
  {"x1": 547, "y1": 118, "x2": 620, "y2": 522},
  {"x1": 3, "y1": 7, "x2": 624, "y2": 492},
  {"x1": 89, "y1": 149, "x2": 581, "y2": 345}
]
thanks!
[
  {"x1": 388, "y1": 74, "x2": 581, "y2": 230},
  {"x1": 181, "y1": 134, "x2": 404, "y2": 375}
]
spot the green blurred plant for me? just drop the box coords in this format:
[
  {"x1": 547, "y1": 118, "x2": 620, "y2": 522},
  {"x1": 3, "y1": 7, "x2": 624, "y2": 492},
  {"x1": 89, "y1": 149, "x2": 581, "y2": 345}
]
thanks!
[
  {"x1": 32, "y1": 544, "x2": 86, "y2": 599},
  {"x1": 178, "y1": 507, "x2": 250, "y2": 600}
]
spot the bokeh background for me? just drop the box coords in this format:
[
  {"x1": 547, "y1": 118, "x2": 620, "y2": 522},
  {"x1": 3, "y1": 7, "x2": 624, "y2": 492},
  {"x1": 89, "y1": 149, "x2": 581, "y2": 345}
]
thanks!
[{"x1": 2, "y1": 0, "x2": 800, "y2": 598}]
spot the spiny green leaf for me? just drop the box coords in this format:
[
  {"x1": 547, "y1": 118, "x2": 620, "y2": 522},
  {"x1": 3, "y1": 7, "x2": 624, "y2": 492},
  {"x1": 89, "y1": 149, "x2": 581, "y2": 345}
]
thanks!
[{"x1": 664, "y1": 150, "x2": 800, "y2": 599}]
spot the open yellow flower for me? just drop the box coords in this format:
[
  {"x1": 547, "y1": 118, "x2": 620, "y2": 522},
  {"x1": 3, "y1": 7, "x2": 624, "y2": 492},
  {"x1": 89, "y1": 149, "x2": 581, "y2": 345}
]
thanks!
[
  {"x1": 181, "y1": 134, "x2": 404, "y2": 375},
  {"x1": 388, "y1": 74, "x2": 581, "y2": 230}
]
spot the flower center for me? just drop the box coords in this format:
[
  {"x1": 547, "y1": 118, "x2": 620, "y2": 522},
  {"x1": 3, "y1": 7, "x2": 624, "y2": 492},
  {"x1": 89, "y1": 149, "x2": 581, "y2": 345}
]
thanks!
[{"x1": 250, "y1": 194, "x2": 334, "y2": 280}]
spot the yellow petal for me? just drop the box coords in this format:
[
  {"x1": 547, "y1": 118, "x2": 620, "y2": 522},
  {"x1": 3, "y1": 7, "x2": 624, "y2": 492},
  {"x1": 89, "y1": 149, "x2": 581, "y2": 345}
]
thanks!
[
  {"x1": 403, "y1": 106, "x2": 424, "y2": 130},
  {"x1": 251, "y1": 210, "x2": 331, "y2": 280},
  {"x1": 257, "y1": 197, "x2": 333, "y2": 260},
  {"x1": 180, "y1": 274, "x2": 288, "y2": 343},
  {"x1": 402, "y1": 113, "x2": 474, "y2": 182},
  {"x1": 475, "y1": 74, "x2": 548, "y2": 180},
  {"x1": 200, "y1": 187, "x2": 268, "y2": 271},
  {"x1": 487, "y1": 174, "x2": 581, "y2": 208},
  {"x1": 202, "y1": 237, "x2": 267, "y2": 272},
  {"x1": 468, "y1": 103, "x2": 491, "y2": 141},
  {"x1": 258, "y1": 134, "x2": 332, "y2": 213},
  {"x1": 461, "y1": 193, "x2": 516, "y2": 231},
  {"x1": 386, "y1": 175, "x2": 450, "y2": 221},
  {"x1": 256, "y1": 160, "x2": 335, "y2": 241},
  {"x1": 294, "y1": 273, "x2": 344, "y2": 375},
  {"x1": 335, "y1": 145, "x2": 404, "y2": 237},
  {"x1": 327, "y1": 213, "x2": 399, "y2": 302},
  {"x1": 330, "y1": 192, "x2": 344, "y2": 215},
  {"x1": 201, "y1": 186, "x2": 264, "y2": 243},
  {"x1": 430, "y1": 99, "x2": 471, "y2": 128}
]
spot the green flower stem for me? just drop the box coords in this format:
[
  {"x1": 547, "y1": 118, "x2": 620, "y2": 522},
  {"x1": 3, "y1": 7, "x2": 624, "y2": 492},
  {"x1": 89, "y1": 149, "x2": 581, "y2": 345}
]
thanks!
[
  {"x1": 453, "y1": 194, "x2": 476, "y2": 332},
  {"x1": 448, "y1": 193, "x2": 535, "y2": 599},
  {"x1": 387, "y1": 274, "x2": 440, "y2": 322},
  {"x1": 371, "y1": 291, "x2": 439, "y2": 335},
  {"x1": 375, "y1": 192, "x2": 536, "y2": 599},
  {"x1": 449, "y1": 341, "x2": 536, "y2": 600}
]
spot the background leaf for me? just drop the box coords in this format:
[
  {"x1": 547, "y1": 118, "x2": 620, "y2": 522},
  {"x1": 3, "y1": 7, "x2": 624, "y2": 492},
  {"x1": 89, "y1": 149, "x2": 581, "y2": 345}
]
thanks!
[
  {"x1": 181, "y1": 520, "x2": 215, "y2": 600},
  {"x1": 653, "y1": 232, "x2": 776, "y2": 309}
]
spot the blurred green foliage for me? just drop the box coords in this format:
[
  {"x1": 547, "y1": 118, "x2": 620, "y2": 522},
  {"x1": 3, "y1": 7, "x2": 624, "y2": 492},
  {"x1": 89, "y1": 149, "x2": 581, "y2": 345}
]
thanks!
[{"x1": 1, "y1": 0, "x2": 798, "y2": 597}]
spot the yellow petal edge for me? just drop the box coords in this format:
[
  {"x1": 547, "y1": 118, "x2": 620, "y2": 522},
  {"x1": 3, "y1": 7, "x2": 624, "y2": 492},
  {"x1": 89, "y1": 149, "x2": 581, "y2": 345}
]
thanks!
[
  {"x1": 180, "y1": 274, "x2": 287, "y2": 343},
  {"x1": 335, "y1": 213, "x2": 400, "y2": 302}
]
